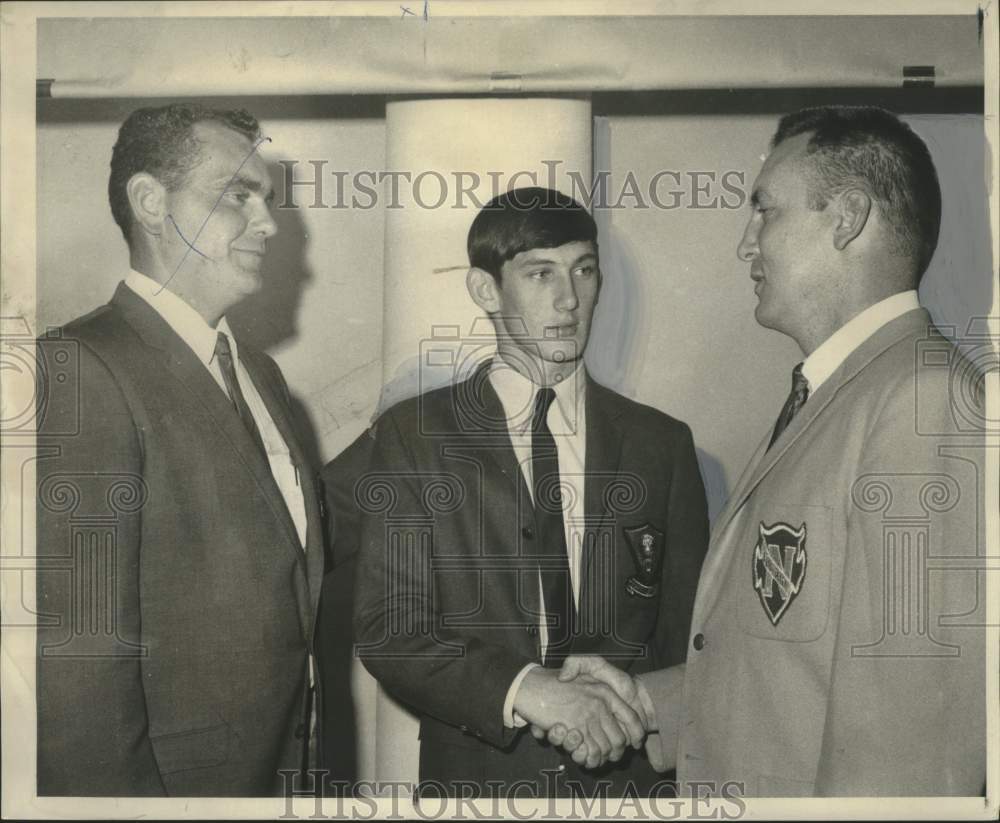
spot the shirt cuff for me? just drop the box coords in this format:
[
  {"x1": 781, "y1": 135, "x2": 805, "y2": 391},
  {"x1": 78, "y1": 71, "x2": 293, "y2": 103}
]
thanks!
[
  {"x1": 503, "y1": 662, "x2": 541, "y2": 728},
  {"x1": 636, "y1": 675, "x2": 656, "y2": 731},
  {"x1": 636, "y1": 666, "x2": 684, "y2": 773}
]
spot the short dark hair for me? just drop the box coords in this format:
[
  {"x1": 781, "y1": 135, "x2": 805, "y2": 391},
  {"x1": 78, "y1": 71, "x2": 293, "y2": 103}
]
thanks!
[
  {"x1": 773, "y1": 105, "x2": 941, "y2": 281},
  {"x1": 467, "y1": 187, "x2": 598, "y2": 281},
  {"x1": 108, "y1": 104, "x2": 261, "y2": 243}
]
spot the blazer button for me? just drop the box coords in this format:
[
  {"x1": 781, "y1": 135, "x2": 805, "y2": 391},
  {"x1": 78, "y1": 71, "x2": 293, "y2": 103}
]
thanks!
[
  {"x1": 521, "y1": 526, "x2": 534, "y2": 539},
  {"x1": 459, "y1": 724, "x2": 469, "y2": 733},
  {"x1": 692, "y1": 633, "x2": 706, "y2": 651},
  {"x1": 294, "y1": 722, "x2": 306, "y2": 739}
]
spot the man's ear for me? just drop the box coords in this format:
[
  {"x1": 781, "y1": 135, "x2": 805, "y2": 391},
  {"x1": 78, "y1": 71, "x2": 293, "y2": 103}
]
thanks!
[
  {"x1": 832, "y1": 188, "x2": 872, "y2": 251},
  {"x1": 466, "y1": 267, "x2": 501, "y2": 313},
  {"x1": 125, "y1": 172, "x2": 167, "y2": 237}
]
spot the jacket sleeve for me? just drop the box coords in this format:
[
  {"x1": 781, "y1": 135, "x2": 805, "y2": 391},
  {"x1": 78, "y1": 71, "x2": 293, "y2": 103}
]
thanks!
[
  {"x1": 814, "y1": 364, "x2": 986, "y2": 795},
  {"x1": 352, "y1": 408, "x2": 532, "y2": 748},
  {"x1": 36, "y1": 339, "x2": 166, "y2": 796},
  {"x1": 637, "y1": 663, "x2": 686, "y2": 772},
  {"x1": 637, "y1": 421, "x2": 708, "y2": 773}
]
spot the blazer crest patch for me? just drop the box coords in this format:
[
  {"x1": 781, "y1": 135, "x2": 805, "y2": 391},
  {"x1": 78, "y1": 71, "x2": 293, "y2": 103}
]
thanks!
[
  {"x1": 623, "y1": 523, "x2": 665, "y2": 598},
  {"x1": 752, "y1": 521, "x2": 807, "y2": 625}
]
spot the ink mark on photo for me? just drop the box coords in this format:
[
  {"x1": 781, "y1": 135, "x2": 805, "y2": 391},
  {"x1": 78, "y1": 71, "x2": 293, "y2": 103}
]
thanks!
[{"x1": 157, "y1": 135, "x2": 273, "y2": 294}]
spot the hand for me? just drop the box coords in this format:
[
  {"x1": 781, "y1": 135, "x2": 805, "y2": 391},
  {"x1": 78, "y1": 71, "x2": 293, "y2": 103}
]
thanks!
[
  {"x1": 513, "y1": 666, "x2": 645, "y2": 769},
  {"x1": 531, "y1": 656, "x2": 653, "y2": 763}
]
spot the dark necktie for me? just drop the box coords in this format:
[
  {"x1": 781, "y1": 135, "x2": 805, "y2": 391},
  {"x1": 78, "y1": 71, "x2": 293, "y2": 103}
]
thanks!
[
  {"x1": 531, "y1": 387, "x2": 574, "y2": 666},
  {"x1": 214, "y1": 332, "x2": 268, "y2": 458},
  {"x1": 768, "y1": 363, "x2": 810, "y2": 450}
]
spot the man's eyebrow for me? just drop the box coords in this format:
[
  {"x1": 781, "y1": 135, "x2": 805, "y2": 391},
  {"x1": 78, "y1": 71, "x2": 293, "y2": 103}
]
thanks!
[
  {"x1": 218, "y1": 175, "x2": 273, "y2": 197},
  {"x1": 516, "y1": 255, "x2": 557, "y2": 266},
  {"x1": 517, "y1": 251, "x2": 598, "y2": 267}
]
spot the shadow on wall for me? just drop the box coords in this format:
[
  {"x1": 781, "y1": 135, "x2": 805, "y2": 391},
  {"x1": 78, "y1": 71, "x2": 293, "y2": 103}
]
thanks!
[
  {"x1": 228, "y1": 162, "x2": 327, "y2": 472},
  {"x1": 915, "y1": 116, "x2": 995, "y2": 339},
  {"x1": 227, "y1": 159, "x2": 367, "y2": 781},
  {"x1": 585, "y1": 221, "x2": 645, "y2": 397},
  {"x1": 316, "y1": 427, "x2": 378, "y2": 785},
  {"x1": 695, "y1": 448, "x2": 728, "y2": 526}
]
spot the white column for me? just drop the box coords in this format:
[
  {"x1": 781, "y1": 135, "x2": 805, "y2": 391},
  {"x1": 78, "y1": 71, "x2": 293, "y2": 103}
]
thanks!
[{"x1": 357, "y1": 96, "x2": 592, "y2": 788}]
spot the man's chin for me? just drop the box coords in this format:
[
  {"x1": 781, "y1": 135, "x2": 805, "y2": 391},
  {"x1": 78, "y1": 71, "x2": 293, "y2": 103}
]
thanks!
[
  {"x1": 234, "y1": 267, "x2": 265, "y2": 294},
  {"x1": 754, "y1": 302, "x2": 777, "y2": 330}
]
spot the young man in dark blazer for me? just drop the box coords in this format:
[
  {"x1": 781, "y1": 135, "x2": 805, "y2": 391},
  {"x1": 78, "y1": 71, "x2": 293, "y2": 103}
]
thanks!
[
  {"x1": 35, "y1": 105, "x2": 326, "y2": 796},
  {"x1": 354, "y1": 187, "x2": 709, "y2": 798}
]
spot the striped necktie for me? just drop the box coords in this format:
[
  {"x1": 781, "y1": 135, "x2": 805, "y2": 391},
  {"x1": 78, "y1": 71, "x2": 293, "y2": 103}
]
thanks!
[{"x1": 768, "y1": 363, "x2": 810, "y2": 450}]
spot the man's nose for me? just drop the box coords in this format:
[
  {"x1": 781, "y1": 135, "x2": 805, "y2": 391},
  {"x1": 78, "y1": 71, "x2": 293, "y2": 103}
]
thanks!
[
  {"x1": 252, "y1": 202, "x2": 278, "y2": 239},
  {"x1": 555, "y1": 274, "x2": 580, "y2": 311},
  {"x1": 736, "y1": 218, "x2": 758, "y2": 262}
]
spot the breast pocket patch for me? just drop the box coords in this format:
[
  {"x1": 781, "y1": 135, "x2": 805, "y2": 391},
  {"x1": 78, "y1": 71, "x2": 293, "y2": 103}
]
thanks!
[
  {"x1": 738, "y1": 504, "x2": 831, "y2": 642},
  {"x1": 752, "y1": 521, "x2": 807, "y2": 625}
]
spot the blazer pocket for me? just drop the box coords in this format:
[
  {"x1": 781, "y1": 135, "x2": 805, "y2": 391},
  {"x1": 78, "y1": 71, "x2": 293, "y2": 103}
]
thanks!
[
  {"x1": 150, "y1": 722, "x2": 231, "y2": 776},
  {"x1": 738, "y1": 504, "x2": 832, "y2": 642}
]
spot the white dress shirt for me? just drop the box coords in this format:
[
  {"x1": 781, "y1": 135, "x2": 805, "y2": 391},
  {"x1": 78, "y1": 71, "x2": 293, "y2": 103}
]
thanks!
[
  {"x1": 490, "y1": 357, "x2": 588, "y2": 726},
  {"x1": 123, "y1": 270, "x2": 309, "y2": 548},
  {"x1": 801, "y1": 290, "x2": 921, "y2": 395}
]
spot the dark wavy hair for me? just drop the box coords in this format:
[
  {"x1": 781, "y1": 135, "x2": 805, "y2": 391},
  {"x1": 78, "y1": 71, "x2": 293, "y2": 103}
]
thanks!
[
  {"x1": 108, "y1": 104, "x2": 261, "y2": 243},
  {"x1": 467, "y1": 187, "x2": 598, "y2": 282},
  {"x1": 773, "y1": 106, "x2": 941, "y2": 282}
]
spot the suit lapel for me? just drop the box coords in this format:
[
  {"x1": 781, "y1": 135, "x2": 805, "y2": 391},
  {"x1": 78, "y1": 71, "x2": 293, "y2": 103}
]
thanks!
[
  {"x1": 695, "y1": 308, "x2": 934, "y2": 622},
  {"x1": 112, "y1": 284, "x2": 307, "y2": 562},
  {"x1": 240, "y1": 350, "x2": 325, "y2": 632},
  {"x1": 721, "y1": 308, "x2": 932, "y2": 530},
  {"x1": 452, "y1": 361, "x2": 533, "y2": 502},
  {"x1": 579, "y1": 377, "x2": 625, "y2": 618},
  {"x1": 240, "y1": 352, "x2": 318, "y2": 537},
  {"x1": 448, "y1": 364, "x2": 540, "y2": 652}
]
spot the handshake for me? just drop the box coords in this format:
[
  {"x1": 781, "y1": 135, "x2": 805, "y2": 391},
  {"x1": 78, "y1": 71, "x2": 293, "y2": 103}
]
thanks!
[{"x1": 512, "y1": 655, "x2": 657, "y2": 769}]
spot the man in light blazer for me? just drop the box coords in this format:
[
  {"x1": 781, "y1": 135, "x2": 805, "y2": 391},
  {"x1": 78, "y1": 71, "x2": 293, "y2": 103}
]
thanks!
[
  {"x1": 35, "y1": 104, "x2": 326, "y2": 796},
  {"x1": 545, "y1": 106, "x2": 986, "y2": 796},
  {"x1": 353, "y1": 188, "x2": 709, "y2": 798}
]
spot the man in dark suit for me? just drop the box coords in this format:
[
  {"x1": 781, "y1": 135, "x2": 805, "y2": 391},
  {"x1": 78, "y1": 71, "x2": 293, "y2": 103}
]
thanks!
[
  {"x1": 35, "y1": 104, "x2": 326, "y2": 796},
  {"x1": 354, "y1": 188, "x2": 709, "y2": 798},
  {"x1": 546, "y1": 107, "x2": 986, "y2": 796}
]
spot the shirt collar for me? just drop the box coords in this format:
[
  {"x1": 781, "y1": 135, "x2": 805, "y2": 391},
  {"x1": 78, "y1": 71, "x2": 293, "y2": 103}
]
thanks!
[
  {"x1": 488, "y1": 357, "x2": 586, "y2": 434},
  {"x1": 124, "y1": 269, "x2": 236, "y2": 367},
  {"x1": 801, "y1": 290, "x2": 920, "y2": 394}
]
